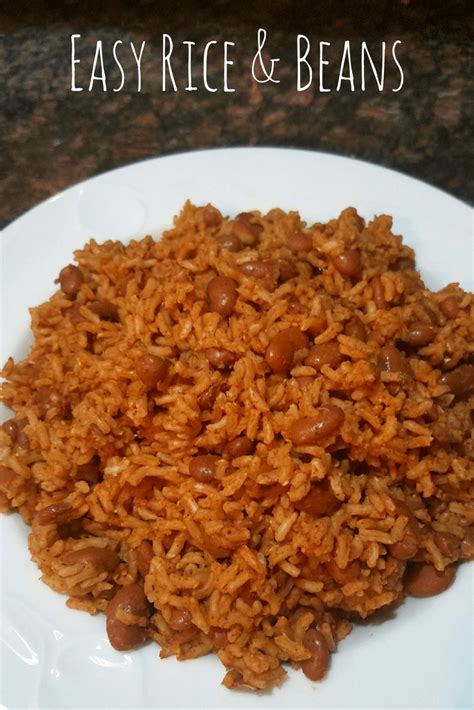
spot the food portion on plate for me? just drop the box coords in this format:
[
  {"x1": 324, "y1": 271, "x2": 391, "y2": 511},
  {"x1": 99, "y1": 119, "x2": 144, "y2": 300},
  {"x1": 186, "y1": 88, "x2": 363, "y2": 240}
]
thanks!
[{"x1": 1, "y1": 202, "x2": 473, "y2": 691}]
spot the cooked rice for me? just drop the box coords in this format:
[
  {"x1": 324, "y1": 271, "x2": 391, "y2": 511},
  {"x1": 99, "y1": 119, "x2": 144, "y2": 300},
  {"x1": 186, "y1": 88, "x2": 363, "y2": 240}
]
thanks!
[{"x1": 1, "y1": 202, "x2": 473, "y2": 690}]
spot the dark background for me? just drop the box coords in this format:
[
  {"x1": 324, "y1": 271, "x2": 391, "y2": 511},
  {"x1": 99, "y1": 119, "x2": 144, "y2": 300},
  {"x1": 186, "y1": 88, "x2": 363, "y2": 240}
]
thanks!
[{"x1": 2, "y1": 0, "x2": 473, "y2": 228}]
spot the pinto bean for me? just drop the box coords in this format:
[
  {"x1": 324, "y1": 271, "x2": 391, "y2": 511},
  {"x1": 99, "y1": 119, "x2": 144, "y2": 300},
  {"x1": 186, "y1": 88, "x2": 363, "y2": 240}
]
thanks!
[
  {"x1": 15, "y1": 419, "x2": 30, "y2": 450},
  {"x1": 204, "y1": 348, "x2": 235, "y2": 368},
  {"x1": 36, "y1": 500, "x2": 74, "y2": 525},
  {"x1": 288, "y1": 231, "x2": 313, "y2": 252},
  {"x1": 383, "y1": 556, "x2": 407, "y2": 590},
  {"x1": 206, "y1": 276, "x2": 238, "y2": 317},
  {"x1": 89, "y1": 300, "x2": 119, "y2": 322},
  {"x1": 198, "y1": 382, "x2": 221, "y2": 410},
  {"x1": 441, "y1": 364, "x2": 474, "y2": 396},
  {"x1": 296, "y1": 375, "x2": 314, "y2": 390},
  {"x1": 62, "y1": 546, "x2": 119, "y2": 572},
  {"x1": 403, "y1": 322, "x2": 436, "y2": 347},
  {"x1": 304, "y1": 341, "x2": 345, "y2": 370},
  {"x1": 301, "y1": 629, "x2": 330, "y2": 681},
  {"x1": 135, "y1": 354, "x2": 167, "y2": 389},
  {"x1": 288, "y1": 406, "x2": 344, "y2": 445},
  {"x1": 33, "y1": 387, "x2": 63, "y2": 418},
  {"x1": 326, "y1": 559, "x2": 361, "y2": 586},
  {"x1": 225, "y1": 436, "x2": 255, "y2": 459},
  {"x1": 201, "y1": 205, "x2": 222, "y2": 228},
  {"x1": 59, "y1": 264, "x2": 83, "y2": 297},
  {"x1": 460, "y1": 527, "x2": 474, "y2": 559},
  {"x1": 405, "y1": 563, "x2": 455, "y2": 597},
  {"x1": 0, "y1": 466, "x2": 20, "y2": 496},
  {"x1": 372, "y1": 275, "x2": 386, "y2": 309},
  {"x1": 135, "y1": 540, "x2": 154, "y2": 577},
  {"x1": 434, "y1": 531, "x2": 461, "y2": 558},
  {"x1": 106, "y1": 583, "x2": 150, "y2": 651},
  {"x1": 379, "y1": 345, "x2": 404, "y2": 373},
  {"x1": 1, "y1": 418, "x2": 18, "y2": 442},
  {"x1": 208, "y1": 626, "x2": 228, "y2": 649},
  {"x1": 344, "y1": 317, "x2": 367, "y2": 341},
  {"x1": 332, "y1": 249, "x2": 362, "y2": 279},
  {"x1": 69, "y1": 303, "x2": 86, "y2": 325},
  {"x1": 440, "y1": 296, "x2": 460, "y2": 318},
  {"x1": 169, "y1": 608, "x2": 193, "y2": 631},
  {"x1": 389, "y1": 502, "x2": 421, "y2": 561},
  {"x1": 265, "y1": 327, "x2": 309, "y2": 374},
  {"x1": 189, "y1": 455, "x2": 219, "y2": 482},
  {"x1": 286, "y1": 298, "x2": 305, "y2": 314},
  {"x1": 230, "y1": 214, "x2": 262, "y2": 245},
  {"x1": 240, "y1": 260, "x2": 279, "y2": 290},
  {"x1": 217, "y1": 234, "x2": 243, "y2": 252},
  {"x1": 294, "y1": 481, "x2": 339, "y2": 516},
  {"x1": 278, "y1": 260, "x2": 298, "y2": 282}
]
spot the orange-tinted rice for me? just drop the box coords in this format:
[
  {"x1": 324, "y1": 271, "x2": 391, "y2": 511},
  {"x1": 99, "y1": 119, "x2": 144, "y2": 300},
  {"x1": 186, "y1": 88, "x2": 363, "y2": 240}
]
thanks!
[{"x1": 1, "y1": 202, "x2": 473, "y2": 690}]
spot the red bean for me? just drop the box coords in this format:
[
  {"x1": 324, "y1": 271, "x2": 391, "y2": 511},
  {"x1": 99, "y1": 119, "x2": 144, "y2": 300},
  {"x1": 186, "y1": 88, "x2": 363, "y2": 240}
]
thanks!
[
  {"x1": 106, "y1": 583, "x2": 150, "y2": 651},
  {"x1": 33, "y1": 387, "x2": 63, "y2": 418},
  {"x1": 206, "y1": 276, "x2": 238, "y2": 317},
  {"x1": 288, "y1": 406, "x2": 344, "y2": 445},
  {"x1": 440, "y1": 296, "x2": 460, "y2": 318},
  {"x1": 278, "y1": 260, "x2": 298, "y2": 282},
  {"x1": 240, "y1": 260, "x2": 279, "y2": 290},
  {"x1": 434, "y1": 531, "x2": 461, "y2": 558},
  {"x1": 403, "y1": 322, "x2": 436, "y2": 347},
  {"x1": 265, "y1": 327, "x2": 309, "y2": 374},
  {"x1": 405, "y1": 563, "x2": 455, "y2": 597},
  {"x1": 189, "y1": 455, "x2": 219, "y2": 482},
  {"x1": 69, "y1": 303, "x2": 86, "y2": 325},
  {"x1": 16, "y1": 419, "x2": 30, "y2": 450},
  {"x1": 286, "y1": 298, "x2": 305, "y2": 314},
  {"x1": 62, "y1": 546, "x2": 119, "y2": 572},
  {"x1": 332, "y1": 249, "x2": 362, "y2": 279},
  {"x1": 36, "y1": 500, "x2": 73, "y2": 525},
  {"x1": 217, "y1": 234, "x2": 243, "y2": 252},
  {"x1": 372, "y1": 276, "x2": 386, "y2": 309},
  {"x1": 204, "y1": 348, "x2": 235, "y2": 368},
  {"x1": 225, "y1": 436, "x2": 255, "y2": 459},
  {"x1": 304, "y1": 341, "x2": 345, "y2": 370},
  {"x1": 379, "y1": 345, "x2": 404, "y2": 373},
  {"x1": 201, "y1": 205, "x2": 222, "y2": 228},
  {"x1": 135, "y1": 540, "x2": 154, "y2": 577},
  {"x1": 1, "y1": 418, "x2": 18, "y2": 443},
  {"x1": 441, "y1": 354, "x2": 457, "y2": 371},
  {"x1": 305, "y1": 314, "x2": 328, "y2": 337},
  {"x1": 301, "y1": 629, "x2": 330, "y2": 681},
  {"x1": 384, "y1": 556, "x2": 407, "y2": 590},
  {"x1": 326, "y1": 559, "x2": 361, "y2": 585},
  {"x1": 198, "y1": 382, "x2": 221, "y2": 410},
  {"x1": 441, "y1": 364, "x2": 474, "y2": 396},
  {"x1": 76, "y1": 460, "x2": 101, "y2": 484},
  {"x1": 89, "y1": 300, "x2": 119, "y2": 322},
  {"x1": 231, "y1": 214, "x2": 261, "y2": 245},
  {"x1": 169, "y1": 608, "x2": 193, "y2": 631},
  {"x1": 389, "y1": 503, "x2": 421, "y2": 561},
  {"x1": 135, "y1": 354, "x2": 167, "y2": 389},
  {"x1": 208, "y1": 626, "x2": 228, "y2": 649},
  {"x1": 460, "y1": 528, "x2": 474, "y2": 559},
  {"x1": 344, "y1": 317, "x2": 367, "y2": 341},
  {"x1": 0, "y1": 466, "x2": 20, "y2": 496},
  {"x1": 296, "y1": 375, "x2": 314, "y2": 390},
  {"x1": 288, "y1": 231, "x2": 313, "y2": 252},
  {"x1": 294, "y1": 481, "x2": 339, "y2": 516},
  {"x1": 59, "y1": 264, "x2": 83, "y2": 297}
]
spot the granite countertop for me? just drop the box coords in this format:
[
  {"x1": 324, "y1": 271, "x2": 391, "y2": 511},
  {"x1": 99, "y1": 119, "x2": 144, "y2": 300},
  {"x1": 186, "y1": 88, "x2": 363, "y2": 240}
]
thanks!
[{"x1": 2, "y1": 0, "x2": 472, "y2": 228}]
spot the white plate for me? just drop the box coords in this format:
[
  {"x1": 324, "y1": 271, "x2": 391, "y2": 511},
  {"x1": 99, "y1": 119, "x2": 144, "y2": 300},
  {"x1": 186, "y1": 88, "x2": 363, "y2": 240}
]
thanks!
[{"x1": 1, "y1": 148, "x2": 472, "y2": 710}]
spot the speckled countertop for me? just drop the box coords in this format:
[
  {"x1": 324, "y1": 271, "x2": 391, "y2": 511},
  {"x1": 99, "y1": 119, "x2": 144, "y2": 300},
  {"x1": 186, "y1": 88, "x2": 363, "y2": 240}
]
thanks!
[{"x1": 2, "y1": 0, "x2": 472, "y2": 228}]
